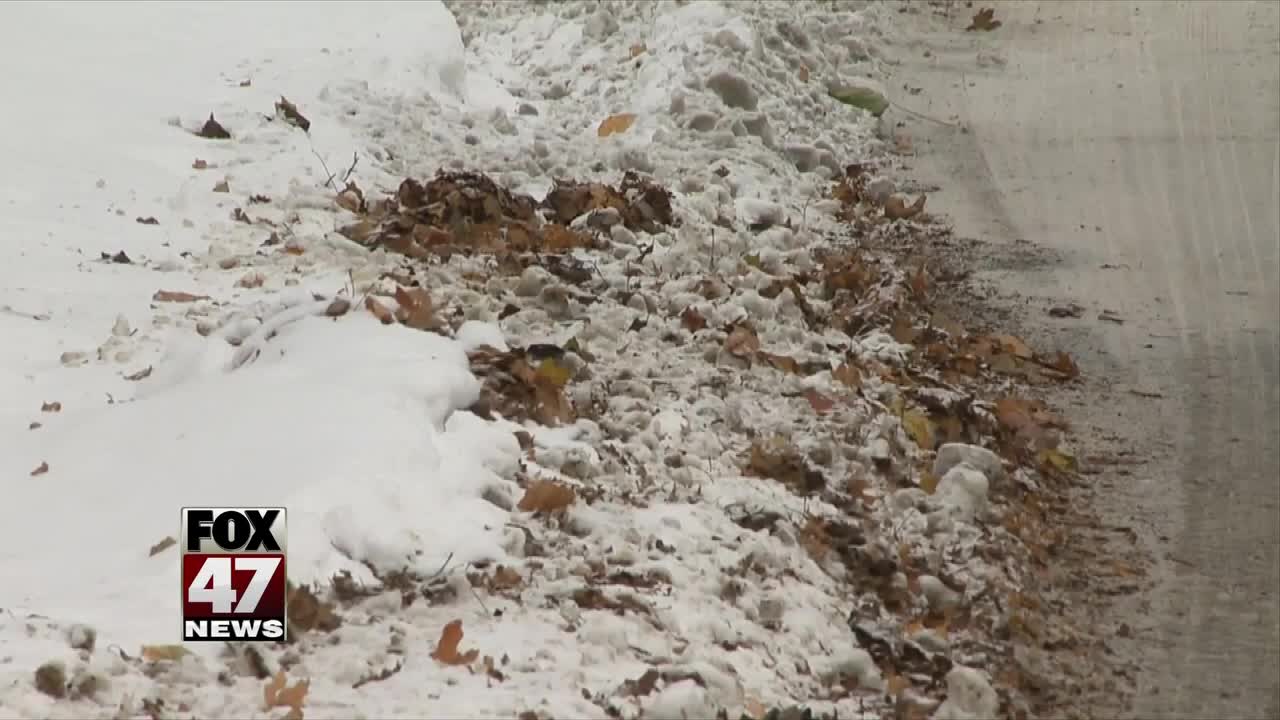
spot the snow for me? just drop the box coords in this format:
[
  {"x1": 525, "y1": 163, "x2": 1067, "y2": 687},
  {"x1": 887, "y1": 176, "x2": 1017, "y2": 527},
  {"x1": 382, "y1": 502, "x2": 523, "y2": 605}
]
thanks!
[{"x1": 0, "y1": 1, "x2": 1023, "y2": 718}]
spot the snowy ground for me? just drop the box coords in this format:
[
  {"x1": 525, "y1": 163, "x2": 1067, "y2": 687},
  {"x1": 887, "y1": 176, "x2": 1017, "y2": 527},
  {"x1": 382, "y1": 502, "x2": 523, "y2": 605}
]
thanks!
[{"x1": 0, "y1": 2, "x2": 1053, "y2": 719}]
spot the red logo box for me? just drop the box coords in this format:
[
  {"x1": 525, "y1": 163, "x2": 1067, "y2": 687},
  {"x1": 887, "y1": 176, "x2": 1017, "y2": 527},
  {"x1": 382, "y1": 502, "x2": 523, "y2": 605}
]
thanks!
[{"x1": 181, "y1": 507, "x2": 287, "y2": 642}]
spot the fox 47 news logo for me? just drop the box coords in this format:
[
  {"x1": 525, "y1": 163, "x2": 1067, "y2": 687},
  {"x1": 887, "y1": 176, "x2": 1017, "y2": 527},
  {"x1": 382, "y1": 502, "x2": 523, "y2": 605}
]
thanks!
[{"x1": 181, "y1": 507, "x2": 287, "y2": 642}]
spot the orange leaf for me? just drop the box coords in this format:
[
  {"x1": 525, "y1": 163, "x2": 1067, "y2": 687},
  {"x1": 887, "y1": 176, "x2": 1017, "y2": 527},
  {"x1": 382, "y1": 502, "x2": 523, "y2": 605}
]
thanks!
[
  {"x1": 597, "y1": 113, "x2": 637, "y2": 138},
  {"x1": 431, "y1": 619, "x2": 480, "y2": 666},
  {"x1": 517, "y1": 480, "x2": 576, "y2": 513},
  {"x1": 804, "y1": 388, "x2": 835, "y2": 414},
  {"x1": 393, "y1": 286, "x2": 439, "y2": 331},
  {"x1": 263, "y1": 670, "x2": 309, "y2": 713},
  {"x1": 724, "y1": 325, "x2": 761, "y2": 358}
]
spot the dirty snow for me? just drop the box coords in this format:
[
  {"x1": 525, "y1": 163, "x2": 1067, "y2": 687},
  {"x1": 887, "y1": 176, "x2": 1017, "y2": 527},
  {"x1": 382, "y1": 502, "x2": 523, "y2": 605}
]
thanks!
[{"x1": 0, "y1": 1, "x2": 1029, "y2": 719}]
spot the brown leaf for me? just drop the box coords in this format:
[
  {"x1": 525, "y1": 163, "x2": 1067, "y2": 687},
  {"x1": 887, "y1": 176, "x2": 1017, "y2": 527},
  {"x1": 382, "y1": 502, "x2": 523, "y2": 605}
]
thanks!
[
  {"x1": 680, "y1": 307, "x2": 707, "y2": 333},
  {"x1": 884, "y1": 194, "x2": 926, "y2": 220},
  {"x1": 28, "y1": 421, "x2": 42, "y2": 430},
  {"x1": 135, "y1": 216, "x2": 160, "y2": 225},
  {"x1": 629, "y1": 43, "x2": 647, "y2": 58},
  {"x1": 488, "y1": 565, "x2": 524, "y2": 591},
  {"x1": 365, "y1": 296, "x2": 396, "y2": 325},
  {"x1": 153, "y1": 290, "x2": 210, "y2": 303},
  {"x1": 966, "y1": 7, "x2": 1002, "y2": 31},
  {"x1": 275, "y1": 97, "x2": 311, "y2": 132},
  {"x1": 263, "y1": 670, "x2": 309, "y2": 713},
  {"x1": 148, "y1": 536, "x2": 176, "y2": 557},
  {"x1": 124, "y1": 366, "x2": 153, "y2": 381},
  {"x1": 804, "y1": 388, "x2": 835, "y2": 414},
  {"x1": 30, "y1": 461, "x2": 49, "y2": 477},
  {"x1": 1041, "y1": 350, "x2": 1080, "y2": 379},
  {"x1": 833, "y1": 362, "x2": 862, "y2": 388},
  {"x1": 431, "y1": 619, "x2": 480, "y2": 666},
  {"x1": 597, "y1": 113, "x2": 637, "y2": 138},
  {"x1": 213, "y1": 179, "x2": 230, "y2": 193},
  {"x1": 725, "y1": 324, "x2": 761, "y2": 359},
  {"x1": 40, "y1": 401, "x2": 62, "y2": 413},
  {"x1": 994, "y1": 334, "x2": 1035, "y2": 360},
  {"x1": 517, "y1": 480, "x2": 576, "y2": 514},
  {"x1": 197, "y1": 114, "x2": 231, "y2": 140},
  {"x1": 393, "y1": 286, "x2": 439, "y2": 331},
  {"x1": 910, "y1": 264, "x2": 930, "y2": 299},
  {"x1": 759, "y1": 352, "x2": 801, "y2": 375},
  {"x1": 324, "y1": 297, "x2": 352, "y2": 317},
  {"x1": 192, "y1": 159, "x2": 208, "y2": 170}
]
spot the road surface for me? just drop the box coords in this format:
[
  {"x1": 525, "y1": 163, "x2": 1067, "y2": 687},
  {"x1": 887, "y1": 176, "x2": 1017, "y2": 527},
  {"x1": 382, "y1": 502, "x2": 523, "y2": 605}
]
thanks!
[{"x1": 892, "y1": 1, "x2": 1279, "y2": 717}]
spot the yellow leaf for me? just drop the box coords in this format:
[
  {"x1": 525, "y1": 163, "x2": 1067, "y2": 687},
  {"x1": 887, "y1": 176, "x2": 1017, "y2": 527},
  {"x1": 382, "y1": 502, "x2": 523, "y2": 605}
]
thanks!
[
  {"x1": 919, "y1": 471, "x2": 940, "y2": 495},
  {"x1": 535, "y1": 357, "x2": 573, "y2": 388},
  {"x1": 1037, "y1": 448, "x2": 1077, "y2": 472},
  {"x1": 141, "y1": 644, "x2": 189, "y2": 662},
  {"x1": 902, "y1": 410, "x2": 936, "y2": 450},
  {"x1": 597, "y1": 113, "x2": 637, "y2": 138}
]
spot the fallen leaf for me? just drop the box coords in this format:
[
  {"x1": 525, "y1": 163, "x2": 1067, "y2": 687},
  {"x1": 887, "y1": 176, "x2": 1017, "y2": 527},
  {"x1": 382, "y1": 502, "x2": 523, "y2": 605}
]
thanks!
[
  {"x1": 431, "y1": 620, "x2": 480, "y2": 666},
  {"x1": 597, "y1": 113, "x2": 637, "y2": 138},
  {"x1": 1041, "y1": 350, "x2": 1080, "y2": 379},
  {"x1": 534, "y1": 356, "x2": 574, "y2": 389},
  {"x1": 994, "y1": 334, "x2": 1035, "y2": 360},
  {"x1": 393, "y1": 286, "x2": 439, "y2": 331},
  {"x1": 263, "y1": 670, "x2": 309, "y2": 714},
  {"x1": 1048, "y1": 303, "x2": 1084, "y2": 318},
  {"x1": 902, "y1": 410, "x2": 936, "y2": 451},
  {"x1": 192, "y1": 159, "x2": 209, "y2": 170},
  {"x1": 884, "y1": 194, "x2": 926, "y2": 220},
  {"x1": 804, "y1": 388, "x2": 835, "y2": 414},
  {"x1": 197, "y1": 114, "x2": 231, "y2": 140},
  {"x1": 724, "y1": 324, "x2": 761, "y2": 359},
  {"x1": 148, "y1": 536, "x2": 176, "y2": 557},
  {"x1": 218, "y1": 257, "x2": 239, "y2": 270},
  {"x1": 833, "y1": 362, "x2": 863, "y2": 388},
  {"x1": 966, "y1": 7, "x2": 1002, "y2": 31},
  {"x1": 152, "y1": 290, "x2": 210, "y2": 303},
  {"x1": 40, "y1": 401, "x2": 62, "y2": 413},
  {"x1": 28, "y1": 422, "x2": 41, "y2": 430},
  {"x1": 324, "y1": 297, "x2": 352, "y2": 317},
  {"x1": 1037, "y1": 448, "x2": 1077, "y2": 473},
  {"x1": 135, "y1": 216, "x2": 160, "y2": 225},
  {"x1": 365, "y1": 296, "x2": 396, "y2": 325},
  {"x1": 30, "y1": 461, "x2": 49, "y2": 477},
  {"x1": 141, "y1": 645, "x2": 189, "y2": 662},
  {"x1": 1098, "y1": 310, "x2": 1124, "y2": 324},
  {"x1": 919, "y1": 471, "x2": 940, "y2": 495},
  {"x1": 798, "y1": 64, "x2": 810, "y2": 83},
  {"x1": 629, "y1": 43, "x2": 647, "y2": 58},
  {"x1": 517, "y1": 480, "x2": 576, "y2": 513},
  {"x1": 236, "y1": 271, "x2": 266, "y2": 289},
  {"x1": 213, "y1": 179, "x2": 230, "y2": 193},
  {"x1": 488, "y1": 565, "x2": 524, "y2": 591},
  {"x1": 680, "y1": 306, "x2": 707, "y2": 332},
  {"x1": 124, "y1": 366, "x2": 153, "y2": 381},
  {"x1": 275, "y1": 96, "x2": 311, "y2": 132}
]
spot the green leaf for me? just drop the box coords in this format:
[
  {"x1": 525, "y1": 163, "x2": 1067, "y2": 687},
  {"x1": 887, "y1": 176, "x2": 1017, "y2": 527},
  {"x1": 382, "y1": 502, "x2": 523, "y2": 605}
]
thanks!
[{"x1": 828, "y1": 86, "x2": 889, "y2": 117}]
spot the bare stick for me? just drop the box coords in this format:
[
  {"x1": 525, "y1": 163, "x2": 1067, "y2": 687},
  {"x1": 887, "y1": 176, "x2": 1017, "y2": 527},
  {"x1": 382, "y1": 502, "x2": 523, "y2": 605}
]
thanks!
[
  {"x1": 308, "y1": 137, "x2": 339, "y2": 190},
  {"x1": 890, "y1": 101, "x2": 963, "y2": 129},
  {"x1": 341, "y1": 152, "x2": 360, "y2": 185}
]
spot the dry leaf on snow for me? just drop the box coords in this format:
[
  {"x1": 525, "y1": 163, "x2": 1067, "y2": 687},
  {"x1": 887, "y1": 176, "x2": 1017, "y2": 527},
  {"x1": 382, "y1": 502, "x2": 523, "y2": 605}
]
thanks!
[
  {"x1": 902, "y1": 409, "x2": 936, "y2": 451},
  {"x1": 40, "y1": 401, "x2": 61, "y2": 413},
  {"x1": 148, "y1": 536, "x2": 176, "y2": 557},
  {"x1": 431, "y1": 619, "x2": 480, "y2": 666},
  {"x1": 30, "y1": 462, "x2": 49, "y2": 477},
  {"x1": 197, "y1": 114, "x2": 231, "y2": 140},
  {"x1": 153, "y1": 290, "x2": 210, "y2": 303},
  {"x1": 141, "y1": 644, "x2": 189, "y2": 662},
  {"x1": 680, "y1": 306, "x2": 707, "y2": 332},
  {"x1": 264, "y1": 670, "x2": 309, "y2": 716},
  {"x1": 597, "y1": 113, "x2": 637, "y2": 137},
  {"x1": 884, "y1": 194, "x2": 926, "y2": 220},
  {"x1": 724, "y1": 324, "x2": 761, "y2": 359},
  {"x1": 804, "y1": 388, "x2": 835, "y2": 414},
  {"x1": 324, "y1": 297, "x2": 351, "y2": 317},
  {"x1": 275, "y1": 96, "x2": 311, "y2": 132},
  {"x1": 365, "y1": 296, "x2": 396, "y2": 325},
  {"x1": 967, "y1": 7, "x2": 1002, "y2": 31},
  {"x1": 393, "y1": 286, "x2": 440, "y2": 331},
  {"x1": 994, "y1": 334, "x2": 1035, "y2": 360},
  {"x1": 517, "y1": 480, "x2": 576, "y2": 513}
]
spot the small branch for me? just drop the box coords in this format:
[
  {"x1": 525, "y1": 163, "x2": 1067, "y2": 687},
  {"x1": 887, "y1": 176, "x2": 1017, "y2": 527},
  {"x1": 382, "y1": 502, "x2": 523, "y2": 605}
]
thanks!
[
  {"x1": 308, "y1": 137, "x2": 339, "y2": 190},
  {"x1": 890, "y1": 101, "x2": 963, "y2": 129},
  {"x1": 341, "y1": 152, "x2": 360, "y2": 185}
]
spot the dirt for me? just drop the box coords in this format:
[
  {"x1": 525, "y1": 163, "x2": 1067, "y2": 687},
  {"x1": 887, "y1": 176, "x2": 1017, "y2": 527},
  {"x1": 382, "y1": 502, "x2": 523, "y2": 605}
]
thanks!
[{"x1": 880, "y1": 1, "x2": 1280, "y2": 718}]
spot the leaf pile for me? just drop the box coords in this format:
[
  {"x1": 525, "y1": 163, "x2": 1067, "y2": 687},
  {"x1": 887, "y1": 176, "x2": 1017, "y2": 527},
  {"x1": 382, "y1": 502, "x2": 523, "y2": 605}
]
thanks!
[
  {"x1": 467, "y1": 345, "x2": 576, "y2": 426},
  {"x1": 339, "y1": 169, "x2": 674, "y2": 262}
]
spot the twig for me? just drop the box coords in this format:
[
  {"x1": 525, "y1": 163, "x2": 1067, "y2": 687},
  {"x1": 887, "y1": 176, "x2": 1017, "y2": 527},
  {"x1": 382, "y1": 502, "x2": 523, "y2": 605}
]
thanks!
[
  {"x1": 352, "y1": 661, "x2": 403, "y2": 689},
  {"x1": 890, "y1": 101, "x2": 963, "y2": 129},
  {"x1": 308, "y1": 137, "x2": 339, "y2": 190},
  {"x1": 341, "y1": 152, "x2": 360, "y2": 185}
]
